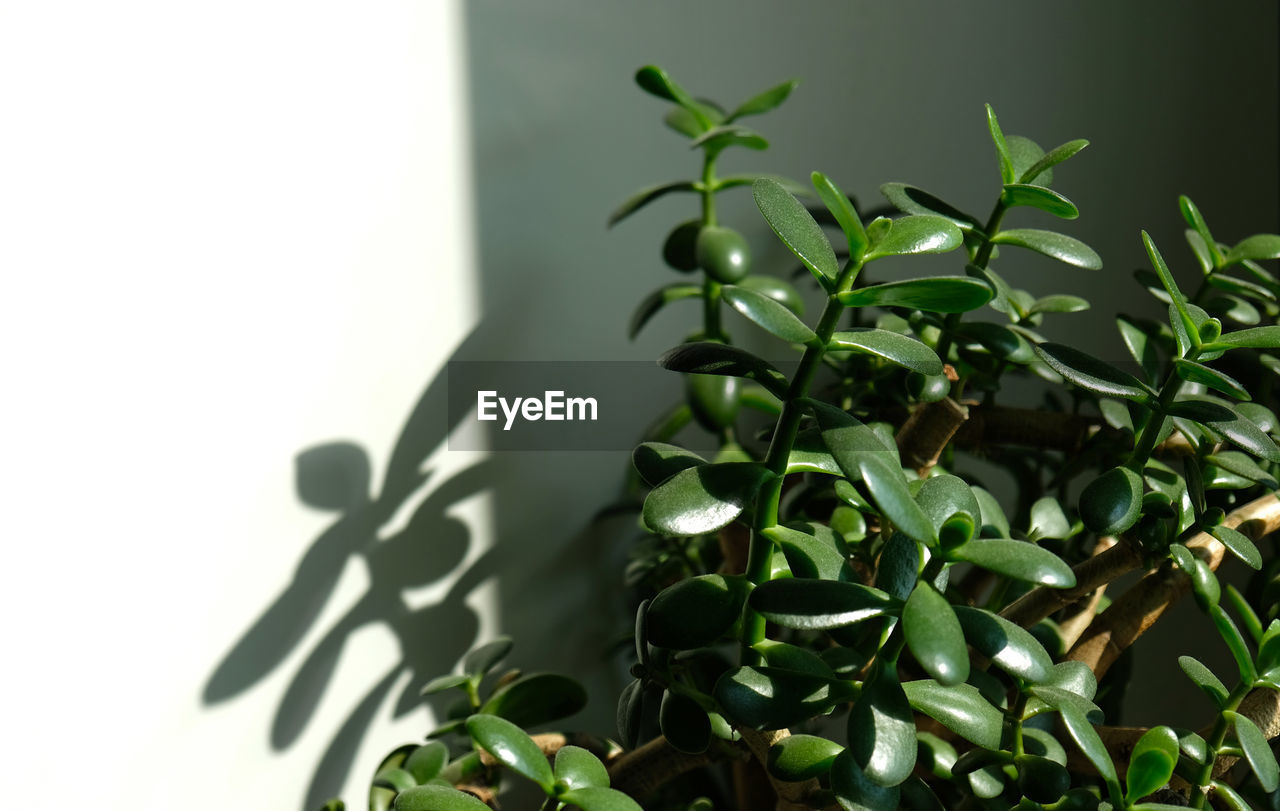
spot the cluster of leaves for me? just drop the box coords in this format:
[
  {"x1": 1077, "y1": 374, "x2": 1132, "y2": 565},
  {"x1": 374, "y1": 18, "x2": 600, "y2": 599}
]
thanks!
[{"x1": 332, "y1": 66, "x2": 1280, "y2": 811}]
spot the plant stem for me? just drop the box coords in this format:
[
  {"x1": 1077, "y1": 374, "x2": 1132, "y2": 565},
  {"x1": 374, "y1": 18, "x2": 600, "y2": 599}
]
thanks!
[
  {"x1": 1188, "y1": 681, "x2": 1253, "y2": 809},
  {"x1": 539, "y1": 796, "x2": 560, "y2": 811},
  {"x1": 1127, "y1": 356, "x2": 1195, "y2": 472},
  {"x1": 699, "y1": 154, "x2": 724, "y2": 342}
]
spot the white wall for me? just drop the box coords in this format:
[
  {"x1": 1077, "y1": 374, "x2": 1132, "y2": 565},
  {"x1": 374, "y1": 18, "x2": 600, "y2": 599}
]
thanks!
[{"x1": 0, "y1": 1, "x2": 481, "y2": 808}]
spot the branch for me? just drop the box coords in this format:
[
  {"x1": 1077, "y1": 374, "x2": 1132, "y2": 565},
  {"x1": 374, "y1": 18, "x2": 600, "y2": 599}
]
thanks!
[
  {"x1": 607, "y1": 735, "x2": 732, "y2": 800},
  {"x1": 737, "y1": 728, "x2": 821, "y2": 811},
  {"x1": 1000, "y1": 537, "x2": 1141, "y2": 629},
  {"x1": 1067, "y1": 491, "x2": 1280, "y2": 679},
  {"x1": 476, "y1": 732, "x2": 616, "y2": 770},
  {"x1": 896, "y1": 395, "x2": 968, "y2": 477}
]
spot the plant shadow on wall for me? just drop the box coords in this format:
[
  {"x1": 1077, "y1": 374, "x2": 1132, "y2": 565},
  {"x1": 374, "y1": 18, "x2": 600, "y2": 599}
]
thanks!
[{"x1": 203, "y1": 329, "x2": 505, "y2": 810}]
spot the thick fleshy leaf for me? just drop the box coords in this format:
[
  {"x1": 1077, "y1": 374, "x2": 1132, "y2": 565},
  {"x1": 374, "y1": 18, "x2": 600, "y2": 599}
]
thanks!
[
  {"x1": 632, "y1": 442, "x2": 706, "y2": 487},
  {"x1": 955, "y1": 607, "x2": 1052, "y2": 684},
  {"x1": 465, "y1": 714, "x2": 555, "y2": 790},
  {"x1": 1078, "y1": 466, "x2": 1144, "y2": 536},
  {"x1": 1029, "y1": 497, "x2": 1072, "y2": 541},
  {"x1": 985, "y1": 104, "x2": 1015, "y2": 184},
  {"x1": 480, "y1": 673, "x2": 587, "y2": 728},
  {"x1": 1059, "y1": 703, "x2": 1119, "y2": 793},
  {"x1": 634, "y1": 65, "x2": 700, "y2": 111},
  {"x1": 660, "y1": 689, "x2": 711, "y2": 754},
  {"x1": 865, "y1": 215, "x2": 964, "y2": 260},
  {"x1": 1025, "y1": 686, "x2": 1103, "y2": 723},
  {"x1": 904, "y1": 583, "x2": 968, "y2": 686},
  {"x1": 1167, "y1": 398, "x2": 1280, "y2": 462},
  {"x1": 629, "y1": 283, "x2": 701, "y2": 339},
  {"x1": 972, "y1": 487, "x2": 1010, "y2": 537},
  {"x1": 1007, "y1": 135, "x2": 1049, "y2": 185},
  {"x1": 1208, "y1": 451, "x2": 1280, "y2": 490},
  {"x1": 1227, "y1": 711, "x2": 1280, "y2": 792},
  {"x1": 1034, "y1": 342, "x2": 1156, "y2": 402},
  {"x1": 1211, "y1": 525, "x2": 1262, "y2": 570},
  {"x1": 722, "y1": 285, "x2": 817, "y2": 344},
  {"x1": 812, "y1": 171, "x2": 868, "y2": 259},
  {"x1": 838, "y1": 276, "x2": 994, "y2": 313},
  {"x1": 643, "y1": 462, "x2": 772, "y2": 536},
  {"x1": 420, "y1": 674, "x2": 469, "y2": 696},
  {"x1": 608, "y1": 180, "x2": 697, "y2": 227},
  {"x1": 404, "y1": 742, "x2": 450, "y2": 784},
  {"x1": 1117, "y1": 315, "x2": 1163, "y2": 383},
  {"x1": 1216, "y1": 324, "x2": 1280, "y2": 349},
  {"x1": 915, "y1": 476, "x2": 980, "y2": 547},
  {"x1": 1018, "y1": 139, "x2": 1089, "y2": 184},
  {"x1": 831, "y1": 750, "x2": 901, "y2": 811},
  {"x1": 903, "y1": 680, "x2": 1003, "y2": 749},
  {"x1": 662, "y1": 218, "x2": 699, "y2": 272},
  {"x1": 689, "y1": 124, "x2": 769, "y2": 155},
  {"x1": 1210, "y1": 782, "x2": 1253, "y2": 811},
  {"x1": 1001, "y1": 184, "x2": 1079, "y2": 219},
  {"x1": 738, "y1": 274, "x2": 804, "y2": 316},
  {"x1": 763, "y1": 524, "x2": 848, "y2": 581},
  {"x1": 858, "y1": 455, "x2": 938, "y2": 545},
  {"x1": 1125, "y1": 726, "x2": 1179, "y2": 803},
  {"x1": 750, "y1": 578, "x2": 898, "y2": 630},
  {"x1": 394, "y1": 785, "x2": 491, "y2": 811},
  {"x1": 554, "y1": 746, "x2": 610, "y2": 792},
  {"x1": 714, "y1": 666, "x2": 854, "y2": 729},
  {"x1": 768, "y1": 734, "x2": 844, "y2": 781},
  {"x1": 806, "y1": 399, "x2": 898, "y2": 475},
  {"x1": 829, "y1": 329, "x2": 943, "y2": 375},
  {"x1": 659, "y1": 342, "x2": 790, "y2": 399},
  {"x1": 727, "y1": 79, "x2": 798, "y2": 121},
  {"x1": 754, "y1": 639, "x2": 837, "y2": 677},
  {"x1": 647, "y1": 574, "x2": 750, "y2": 649},
  {"x1": 464, "y1": 637, "x2": 513, "y2": 679},
  {"x1": 754, "y1": 177, "x2": 838, "y2": 285},
  {"x1": 1227, "y1": 233, "x2": 1280, "y2": 265},
  {"x1": 560, "y1": 787, "x2": 645, "y2": 811},
  {"x1": 373, "y1": 767, "x2": 416, "y2": 793},
  {"x1": 879, "y1": 183, "x2": 979, "y2": 230},
  {"x1": 1029, "y1": 294, "x2": 1090, "y2": 315},
  {"x1": 1177, "y1": 655, "x2": 1228, "y2": 708},
  {"x1": 1211, "y1": 605, "x2": 1257, "y2": 684},
  {"x1": 849, "y1": 662, "x2": 917, "y2": 786},
  {"x1": 949, "y1": 538, "x2": 1075, "y2": 587},
  {"x1": 616, "y1": 680, "x2": 644, "y2": 749},
  {"x1": 1016, "y1": 754, "x2": 1071, "y2": 804},
  {"x1": 1143, "y1": 231, "x2": 1197, "y2": 340},
  {"x1": 991, "y1": 229, "x2": 1101, "y2": 269}
]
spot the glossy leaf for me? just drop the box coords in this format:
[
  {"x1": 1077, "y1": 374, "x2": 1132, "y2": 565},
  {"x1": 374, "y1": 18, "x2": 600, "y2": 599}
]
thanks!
[
  {"x1": 806, "y1": 398, "x2": 899, "y2": 476},
  {"x1": 1210, "y1": 782, "x2": 1253, "y2": 811},
  {"x1": 865, "y1": 215, "x2": 964, "y2": 260},
  {"x1": 1211, "y1": 524, "x2": 1262, "y2": 570},
  {"x1": 904, "y1": 583, "x2": 968, "y2": 686},
  {"x1": 903, "y1": 679, "x2": 1003, "y2": 749},
  {"x1": 955, "y1": 606, "x2": 1053, "y2": 684},
  {"x1": 829, "y1": 329, "x2": 943, "y2": 375},
  {"x1": 660, "y1": 689, "x2": 711, "y2": 754},
  {"x1": 465, "y1": 714, "x2": 555, "y2": 790},
  {"x1": 1030, "y1": 294, "x2": 1090, "y2": 315},
  {"x1": 1035, "y1": 342, "x2": 1156, "y2": 402},
  {"x1": 754, "y1": 177, "x2": 838, "y2": 285},
  {"x1": 1079, "y1": 466, "x2": 1144, "y2": 536},
  {"x1": 1060, "y1": 703, "x2": 1119, "y2": 794},
  {"x1": 1167, "y1": 398, "x2": 1280, "y2": 462},
  {"x1": 1211, "y1": 604, "x2": 1258, "y2": 685},
  {"x1": 848, "y1": 661, "x2": 916, "y2": 786},
  {"x1": 1029, "y1": 497, "x2": 1072, "y2": 541},
  {"x1": 1177, "y1": 655, "x2": 1227, "y2": 708},
  {"x1": 616, "y1": 680, "x2": 644, "y2": 750},
  {"x1": 647, "y1": 574, "x2": 750, "y2": 649},
  {"x1": 750, "y1": 577, "x2": 899, "y2": 629},
  {"x1": 394, "y1": 785, "x2": 490, "y2": 811},
  {"x1": 1216, "y1": 324, "x2": 1280, "y2": 349},
  {"x1": 629, "y1": 283, "x2": 701, "y2": 339},
  {"x1": 695, "y1": 225, "x2": 752, "y2": 283},
  {"x1": 738, "y1": 274, "x2": 804, "y2": 316},
  {"x1": 634, "y1": 65, "x2": 701, "y2": 114},
  {"x1": 1143, "y1": 230, "x2": 1198, "y2": 341},
  {"x1": 1001, "y1": 184, "x2": 1079, "y2": 219},
  {"x1": 1174, "y1": 358, "x2": 1249, "y2": 400},
  {"x1": 722, "y1": 284, "x2": 817, "y2": 344},
  {"x1": 985, "y1": 104, "x2": 1015, "y2": 184},
  {"x1": 404, "y1": 742, "x2": 449, "y2": 784},
  {"x1": 480, "y1": 673, "x2": 587, "y2": 728},
  {"x1": 632, "y1": 442, "x2": 706, "y2": 487},
  {"x1": 658, "y1": 342, "x2": 790, "y2": 398},
  {"x1": 948, "y1": 538, "x2": 1076, "y2": 587},
  {"x1": 763, "y1": 524, "x2": 847, "y2": 581},
  {"x1": 1125, "y1": 726, "x2": 1179, "y2": 803},
  {"x1": 561, "y1": 787, "x2": 644, "y2": 811},
  {"x1": 1227, "y1": 711, "x2": 1280, "y2": 792},
  {"x1": 1019, "y1": 138, "x2": 1089, "y2": 184},
  {"x1": 608, "y1": 180, "x2": 697, "y2": 227},
  {"x1": 831, "y1": 750, "x2": 900, "y2": 811},
  {"x1": 464, "y1": 637, "x2": 513, "y2": 679},
  {"x1": 373, "y1": 767, "x2": 416, "y2": 793},
  {"x1": 714, "y1": 666, "x2": 854, "y2": 729},
  {"x1": 879, "y1": 183, "x2": 979, "y2": 230},
  {"x1": 768, "y1": 734, "x2": 844, "y2": 781},
  {"x1": 727, "y1": 79, "x2": 799, "y2": 121},
  {"x1": 689, "y1": 125, "x2": 768, "y2": 154},
  {"x1": 1227, "y1": 233, "x2": 1280, "y2": 265},
  {"x1": 554, "y1": 746, "x2": 610, "y2": 792},
  {"x1": 862, "y1": 457, "x2": 936, "y2": 544},
  {"x1": 643, "y1": 462, "x2": 772, "y2": 536},
  {"x1": 991, "y1": 229, "x2": 1102, "y2": 270},
  {"x1": 812, "y1": 172, "x2": 868, "y2": 259},
  {"x1": 838, "y1": 276, "x2": 994, "y2": 313}
]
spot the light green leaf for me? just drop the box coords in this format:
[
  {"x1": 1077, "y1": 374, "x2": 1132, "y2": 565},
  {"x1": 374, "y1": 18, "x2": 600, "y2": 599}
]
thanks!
[
  {"x1": 554, "y1": 745, "x2": 610, "y2": 792},
  {"x1": 812, "y1": 171, "x2": 868, "y2": 259},
  {"x1": 722, "y1": 284, "x2": 817, "y2": 344},
  {"x1": 1125, "y1": 726, "x2": 1179, "y2": 804},
  {"x1": 726, "y1": 79, "x2": 799, "y2": 121},
  {"x1": 767, "y1": 734, "x2": 844, "y2": 782},
  {"x1": 985, "y1": 104, "x2": 1015, "y2": 185},
  {"x1": 991, "y1": 229, "x2": 1102, "y2": 270},
  {"x1": 829, "y1": 329, "x2": 943, "y2": 375},
  {"x1": 1227, "y1": 233, "x2": 1280, "y2": 265},
  {"x1": 865, "y1": 215, "x2": 964, "y2": 260},
  {"x1": 465, "y1": 714, "x2": 555, "y2": 790},
  {"x1": 1001, "y1": 184, "x2": 1079, "y2": 219}
]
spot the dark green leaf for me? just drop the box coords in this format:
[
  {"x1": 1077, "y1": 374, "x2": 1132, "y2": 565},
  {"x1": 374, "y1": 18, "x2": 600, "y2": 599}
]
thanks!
[
  {"x1": 632, "y1": 442, "x2": 706, "y2": 487},
  {"x1": 763, "y1": 524, "x2": 848, "y2": 581},
  {"x1": 749, "y1": 578, "x2": 899, "y2": 630},
  {"x1": 903, "y1": 679, "x2": 1004, "y2": 749},
  {"x1": 1034, "y1": 342, "x2": 1156, "y2": 402},
  {"x1": 480, "y1": 673, "x2": 587, "y2": 728},
  {"x1": 859, "y1": 454, "x2": 938, "y2": 545},
  {"x1": 643, "y1": 462, "x2": 772, "y2": 536},
  {"x1": 714, "y1": 666, "x2": 854, "y2": 729},
  {"x1": 554, "y1": 746, "x2": 610, "y2": 792},
  {"x1": 1117, "y1": 315, "x2": 1163, "y2": 383},
  {"x1": 394, "y1": 785, "x2": 491, "y2": 811},
  {"x1": 1211, "y1": 525, "x2": 1262, "y2": 570},
  {"x1": 985, "y1": 104, "x2": 1015, "y2": 184},
  {"x1": 1216, "y1": 324, "x2": 1280, "y2": 349},
  {"x1": 420, "y1": 674, "x2": 469, "y2": 696},
  {"x1": 465, "y1": 714, "x2": 555, "y2": 790},
  {"x1": 647, "y1": 574, "x2": 750, "y2": 649},
  {"x1": 738, "y1": 274, "x2": 804, "y2": 316},
  {"x1": 560, "y1": 787, "x2": 644, "y2": 811},
  {"x1": 660, "y1": 689, "x2": 711, "y2": 754},
  {"x1": 1174, "y1": 358, "x2": 1250, "y2": 400},
  {"x1": 916, "y1": 475, "x2": 981, "y2": 540},
  {"x1": 812, "y1": 171, "x2": 868, "y2": 259},
  {"x1": 972, "y1": 487, "x2": 1010, "y2": 537},
  {"x1": 991, "y1": 229, "x2": 1101, "y2": 269},
  {"x1": 754, "y1": 639, "x2": 837, "y2": 677},
  {"x1": 768, "y1": 734, "x2": 844, "y2": 782},
  {"x1": 829, "y1": 329, "x2": 943, "y2": 375},
  {"x1": 1209, "y1": 782, "x2": 1253, "y2": 811},
  {"x1": 848, "y1": 661, "x2": 917, "y2": 785},
  {"x1": 404, "y1": 742, "x2": 449, "y2": 784},
  {"x1": 608, "y1": 180, "x2": 697, "y2": 227},
  {"x1": 1227, "y1": 587, "x2": 1265, "y2": 647},
  {"x1": 831, "y1": 750, "x2": 900, "y2": 811},
  {"x1": 865, "y1": 215, "x2": 964, "y2": 260},
  {"x1": 879, "y1": 183, "x2": 979, "y2": 230},
  {"x1": 949, "y1": 538, "x2": 1075, "y2": 587},
  {"x1": 658, "y1": 342, "x2": 789, "y2": 399},
  {"x1": 754, "y1": 177, "x2": 838, "y2": 285},
  {"x1": 689, "y1": 125, "x2": 769, "y2": 154},
  {"x1": 1029, "y1": 294, "x2": 1090, "y2": 315},
  {"x1": 806, "y1": 399, "x2": 899, "y2": 478},
  {"x1": 1179, "y1": 195, "x2": 1222, "y2": 266},
  {"x1": 838, "y1": 276, "x2": 994, "y2": 313},
  {"x1": 1227, "y1": 711, "x2": 1280, "y2": 792},
  {"x1": 1227, "y1": 233, "x2": 1280, "y2": 265},
  {"x1": 727, "y1": 79, "x2": 799, "y2": 121},
  {"x1": 373, "y1": 767, "x2": 417, "y2": 793},
  {"x1": 722, "y1": 285, "x2": 817, "y2": 344},
  {"x1": 1125, "y1": 726, "x2": 1179, "y2": 803},
  {"x1": 1018, "y1": 138, "x2": 1089, "y2": 184},
  {"x1": 1143, "y1": 231, "x2": 1197, "y2": 340},
  {"x1": 1078, "y1": 466, "x2": 1144, "y2": 536},
  {"x1": 464, "y1": 637, "x2": 513, "y2": 679},
  {"x1": 1016, "y1": 754, "x2": 1071, "y2": 804},
  {"x1": 1210, "y1": 605, "x2": 1257, "y2": 684},
  {"x1": 616, "y1": 680, "x2": 644, "y2": 750},
  {"x1": 904, "y1": 583, "x2": 969, "y2": 686},
  {"x1": 1001, "y1": 184, "x2": 1078, "y2": 219},
  {"x1": 1167, "y1": 398, "x2": 1280, "y2": 462},
  {"x1": 1059, "y1": 703, "x2": 1119, "y2": 793},
  {"x1": 629, "y1": 283, "x2": 701, "y2": 339},
  {"x1": 1177, "y1": 655, "x2": 1228, "y2": 708},
  {"x1": 955, "y1": 606, "x2": 1053, "y2": 684}
]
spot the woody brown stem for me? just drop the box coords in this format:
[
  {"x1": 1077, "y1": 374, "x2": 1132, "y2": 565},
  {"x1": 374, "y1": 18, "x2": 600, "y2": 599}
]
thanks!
[
  {"x1": 896, "y1": 395, "x2": 968, "y2": 477},
  {"x1": 607, "y1": 735, "x2": 731, "y2": 800},
  {"x1": 1000, "y1": 537, "x2": 1141, "y2": 629},
  {"x1": 737, "y1": 728, "x2": 821, "y2": 811}
]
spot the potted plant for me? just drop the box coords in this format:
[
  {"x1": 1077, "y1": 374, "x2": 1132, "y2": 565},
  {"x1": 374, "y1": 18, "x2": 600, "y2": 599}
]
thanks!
[{"x1": 323, "y1": 64, "x2": 1280, "y2": 811}]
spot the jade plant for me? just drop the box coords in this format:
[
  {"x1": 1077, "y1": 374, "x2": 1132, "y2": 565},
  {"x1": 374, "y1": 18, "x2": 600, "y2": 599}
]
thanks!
[{"x1": 322, "y1": 65, "x2": 1280, "y2": 811}]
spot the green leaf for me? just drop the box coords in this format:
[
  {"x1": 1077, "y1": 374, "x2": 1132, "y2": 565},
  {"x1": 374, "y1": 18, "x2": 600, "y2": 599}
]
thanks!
[
  {"x1": 858, "y1": 454, "x2": 938, "y2": 545},
  {"x1": 373, "y1": 767, "x2": 417, "y2": 793},
  {"x1": 1209, "y1": 782, "x2": 1253, "y2": 811},
  {"x1": 831, "y1": 750, "x2": 901, "y2": 811},
  {"x1": 643, "y1": 462, "x2": 772, "y2": 537},
  {"x1": 904, "y1": 583, "x2": 968, "y2": 686},
  {"x1": 722, "y1": 284, "x2": 817, "y2": 344},
  {"x1": 948, "y1": 538, "x2": 1076, "y2": 587},
  {"x1": 1001, "y1": 184, "x2": 1079, "y2": 219},
  {"x1": 990, "y1": 229, "x2": 1102, "y2": 270},
  {"x1": 647, "y1": 574, "x2": 750, "y2": 649},
  {"x1": 465, "y1": 714, "x2": 555, "y2": 790},
  {"x1": 763, "y1": 524, "x2": 848, "y2": 581},
  {"x1": 554, "y1": 746, "x2": 610, "y2": 792},
  {"x1": 903, "y1": 679, "x2": 1004, "y2": 749},
  {"x1": 663, "y1": 106, "x2": 709, "y2": 138},
  {"x1": 755, "y1": 639, "x2": 838, "y2": 677},
  {"x1": 753, "y1": 177, "x2": 838, "y2": 285},
  {"x1": 1029, "y1": 497, "x2": 1072, "y2": 541},
  {"x1": 1029, "y1": 294, "x2": 1090, "y2": 315},
  {"x1": 972, "y1": 487, "x2": 1010, "y2": 537},
  {"x1": 404, "y1": 742, "x2": 450, "y2": 784},
  {"x1": 829, "y1": 329, "x2": 943, "y2": 375},
  {"x1": 1216, "y1": 324, "x2": 1280, "y2": 349},
  {"x1": 629, "y1": 283, "x2": 701, "y2": 339},
  {"x1": 750, "y1": 578, "x2": 899, "y2": 630},
  {"x1": 1034, "y1": 342, "x2": 1156, "y2": 402},
  {"x1": 879, "y1": 183, "x2": 980, "y2": 230},
  {"x1": 806, "y1": 399, "x2": 899, "y2": 477},
  {"x1": 985, "y1": 104, "x2": 1015, "y2": 185},
  {"x1": 1227, "y1": 587, "x2": 1265, "y2": 646},
  {"x1": 848, "y1": 661, "x2": 917, "y2": 785},
  {"x1": 560, "y1": 787, "x2": 645, "y2": 811},
  {"x1": 1179, "y1": 195, "x2": 1222, "y2": 267},
  {"x1": 837, "y1": 276, "x2": 994, "y2": 313},
  {"x1": 812, "y1": 171, "x2": 868, "y2": 259},
  {"x1": 1117, "y1": 315, "x2": 1163, "y2": 383},
  {"x1": 738, "y1": 274, "x2": 804, "y2": 316},
  {"x1": 1143, "y1": 230, "x2": 1198, "y2": 341},
  {"x1": 1226, "y1": 711, "x2": 1280, "y2": 792},
  {"x1": 689, "y1": 124, "x2": 769, "y2": 155},
  {"x1": 658, "y1": 342, "x2": 789, "y2": 399},
  {"x1": 394, "y1": 785, "x2": 491, "y2": 811},
  {"x1": 480, "y1": 673, "x2": 587, "y2": 729},
  {"x1": 915, "y1": 475, "x2": 981, "y2": 544},
  {"x1": 1007, "y1": 135, "x2": 1049, "y2": 185},
  {"x1": 1211, "y1": 525, "x2": 1262, "y2": 570},
  {"x1": 616, "y1": 680, "x2": 644, "y2": 750},
  {"x1": 608, "y1": 180, "x2": 697, "y2": 227},
  {"x1": 1177, "y1": 655, "x2": 1228, "y2": 708},
  {"x1": 1258, "y1": 619, "x2": 1280, "y2": 677},
  {"x1": 714, "y1": 666, "x2": 854, "y2": 729},
  {"x1": 1227, "y1": 233, "x2": 1280, "y2": 265},
  {"x1": 768, "y1": 734, "x2": 844, "y2": 782},
  {"x1": 1210, "y1": 605, "x2": 1257, "y2": 684},
  {"x1": 1125, "y1": 726, "x2": 1179, "y2": 803},
  {"x1": 420, "y1": 674, "x2": 469, "y2": 696},
  {"x1": 1078, "y1": 466, "x2": 1144, "y2": 536},
  {"x1": 1167, "y1": 398, "x2": 1280, "y2": 462},
  {"x1": 1018, "y1": 138, "x2": 1089, "y2": 184},
  {"x1": 1016, "y1": 754, "x2": 1071, "y2": 804},
  {"x1": 660, "y1": 689, "x2": 711, "y2": 754},
  {"x1": 955, "y1": 606, "x2": 1053, "y2": 684},
  {"x1": 865, "y1": 215, "x2": 964, "y2": 260},
  {"x1": 1173, "y1": 358, "x2": 1250, "y2": 400},
  {"x1": 464, "y1": 637, "x2": 513, "y2": 679},
  {"x1": 1059, "y1": 703, "x2": 1120, "y2": 797},
  {"x1": 727, "y1": 79, "x2": 799, "y2": 121},
  {"x1": 632, "y1": 442, "x2": 706, "y2": 487}
]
